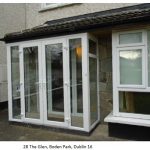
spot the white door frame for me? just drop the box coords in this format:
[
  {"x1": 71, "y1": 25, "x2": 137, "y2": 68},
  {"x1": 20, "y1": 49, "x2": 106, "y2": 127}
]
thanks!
[
  {"x1": 20, "y1": 42, "x2": 43, "y2": 125},
  {"x1": 42, "y1": 38, "x2": 68, "y2": 127},
  {"x1": 7, "y1": 33, "x2": 99, "y2": 132}
]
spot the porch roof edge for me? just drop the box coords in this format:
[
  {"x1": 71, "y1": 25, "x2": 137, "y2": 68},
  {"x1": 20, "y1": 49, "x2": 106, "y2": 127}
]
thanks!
[{"x1": 3, "y1": 3, "x2": 150, "y2": 43}]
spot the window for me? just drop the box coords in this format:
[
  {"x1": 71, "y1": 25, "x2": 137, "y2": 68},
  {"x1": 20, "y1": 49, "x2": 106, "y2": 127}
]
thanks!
[
  {"x1": 119, "y1": 32, "x2": 142, "y2": 45},
  {"x1": 119, "y1": 47, "x2": 144, "y2": 86},
  {"x1": 116, "y1": 30, "x2": 145, "y2": 88},
  {"x1": 119, "y1": 91, "x2": 150, "y2": 115},
  {"x1": 88, "y1": 37, "x2": 99, "y2": 125},
  {"x1": 113, "y1": 29, "x2": 150, "y2": 119}
]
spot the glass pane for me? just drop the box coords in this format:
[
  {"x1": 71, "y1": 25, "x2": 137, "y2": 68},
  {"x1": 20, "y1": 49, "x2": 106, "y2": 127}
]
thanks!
[
  {"x1": 147, "y1": 30, "x2": 150, "y2": 86},
  {"x1": 69, "y1": 38, "x2": 83, "y2": 128},
  {"x1": 119, "y1": 32, "x2": 142, "y2": 45},
  {"x1": 89, "y1": 39, "x2": 96, "y2": 55},
  {"x1": 11, "y1": 46, "x2": 21, "y2": 119},
  {"x1": 119, "y1": 49, "x2": 142, "y2": 85},
  {"x1": 119, "y1": 91, "x2": 150, "y2": 115},
  {"x1": 89, "y1": 57, "x2": 98, "y2": 125},
  {"x1": 24, "y1": 46, "x2": 40, "y2": 119},
  {"x1": 46, "y1": 43, "x2": 64, "y2": 122}
]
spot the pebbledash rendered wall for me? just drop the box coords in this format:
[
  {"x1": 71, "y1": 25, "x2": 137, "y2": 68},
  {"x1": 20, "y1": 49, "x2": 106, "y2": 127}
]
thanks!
[
  {"x1": 0, "y1": 4, "x2": 26, "y2": 103},
  {"x1": 25, "y1": 3, "x2": 136, "y2": 28}
]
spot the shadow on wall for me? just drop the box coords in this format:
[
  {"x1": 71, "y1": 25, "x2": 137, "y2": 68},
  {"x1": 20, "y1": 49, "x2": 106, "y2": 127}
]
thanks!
[{"x1": 0, "y1": 101, "x2": 8, "y2": 110}]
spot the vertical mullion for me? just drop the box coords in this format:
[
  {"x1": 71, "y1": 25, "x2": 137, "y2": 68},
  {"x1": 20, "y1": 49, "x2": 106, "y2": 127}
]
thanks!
[
  {"x1": 82, "y1": 34, "x2": 90, "y2": 132},
  {"x1": 66, "y1": 38, "x2": 71, "y2": 127},
  {"x1": 41, "y1": 42, "x2": 47, "y2": 124},
  {"x1": 144, "y1": 30, "x2": 148, "y2": 88},
  {"x1": 20, "y1": 45, "x2": 25, "y2": 121},
  {"x1": 7, "y1": 46, "x2": 12, "y2": 120},
  {"x1": 63, "y1": 39, "x2": 69, "y2": 126},
  {"x1": 38, "y1": 43, "x2": 43, "y2": 123},
  {"x1": 112, "y1": 32, "x2": 119, "y2": 116}
]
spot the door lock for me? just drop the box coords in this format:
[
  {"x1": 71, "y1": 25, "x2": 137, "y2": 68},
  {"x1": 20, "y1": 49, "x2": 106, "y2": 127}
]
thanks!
[{"x1": 64, "y1": 82, "x2": 69, "y2": 86}]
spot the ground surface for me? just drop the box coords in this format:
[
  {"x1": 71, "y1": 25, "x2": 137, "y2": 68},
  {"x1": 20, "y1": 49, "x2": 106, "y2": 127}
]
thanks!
[{"x1": 0, "y1": 109, "x2": 123, "y2": 141}]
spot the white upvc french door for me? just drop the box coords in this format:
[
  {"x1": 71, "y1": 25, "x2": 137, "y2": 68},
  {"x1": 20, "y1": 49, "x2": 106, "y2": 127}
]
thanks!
[
  {"x1": 41, "y1": 35, "x2": 88, "y2": 130},
  {"x1": 42, "y1": 38, "x2": 69, "y2": 128},
  {"x1": 7, "y1": 33, "x2": 92, "y2": 132},
  {"x1": 20, "y1": 42, "x2": 43, "y2": 124}
]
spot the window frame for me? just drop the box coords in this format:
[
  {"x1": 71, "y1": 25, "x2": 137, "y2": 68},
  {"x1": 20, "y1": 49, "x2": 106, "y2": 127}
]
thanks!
[
  {"x1": 116, "y1": 29, "x2": 146, "y2": 47},
  {"x1": 112, "y1": 29, "x2": 150, "y2": 120},
  {"x1": 116, "y1": 46, "x2": 146, "y2": 88}
]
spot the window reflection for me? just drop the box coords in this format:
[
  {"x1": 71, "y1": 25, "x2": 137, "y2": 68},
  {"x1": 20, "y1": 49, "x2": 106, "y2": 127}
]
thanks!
[
  {"x1": 24, "y1": 46, "x2": 40, "y2": 119},
  {"x1": 119, "y1": 49, "x2": 142, "y2": 85},
  {"x1": 11, "y1": 46, "x2": 21, "y2": 119},
  {"x1": 120, "y1": 91, "x2": 150, "y2": 115},
  {"x1": 69, "y1": 38, "x2": 83, "y2": 128},
  {"x1": 46, "y1": 43, "x2": 64, "y2": 122}
]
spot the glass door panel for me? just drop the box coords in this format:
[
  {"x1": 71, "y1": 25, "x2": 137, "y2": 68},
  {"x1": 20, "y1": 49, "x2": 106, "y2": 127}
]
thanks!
[
  {"x1": 69, "y1": 38, "x2": 83, "y2": 128},
  {"x1": 89, "y1": 57, "x2": 98, "y2": 125},
  {"x1": 23, "y1": 46, "x2": 40, "y2": 119},
  {"x1": 89, "y1": 37, "x2": 99, "y2": 126},
  {"x1": 11, "y1": 46, "x2": 21, "y2": 119},
  {"x1": 45, "y1": 43, "x2": 64, "y2": 122}
]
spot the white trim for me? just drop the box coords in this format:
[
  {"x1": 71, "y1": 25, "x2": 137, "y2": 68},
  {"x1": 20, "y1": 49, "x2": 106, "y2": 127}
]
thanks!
[
  {"x1": 82, "y1": 33, "x2": 90, "y2": 132},
  {"x1": 40, "y1": 3, "x2": 73, "y2": 11},
  {"x1": 90, "y1": 119, "x2": 100, "y2": 131},
  {"x1": 118, "y1": 112, "x2": 150, "y2": 120},
  {"x1": 112, "y1": 32, "x2": 119, "y2": 116},
  {"x1": 6, "y1": 33, "x2": 87, "y2": 46},
  {"x1": 7, "y1": 46, "x2": 12, "y2": 121},
  {"x1": 105, "y1": 112, "x2": 150, "y2": 127}
]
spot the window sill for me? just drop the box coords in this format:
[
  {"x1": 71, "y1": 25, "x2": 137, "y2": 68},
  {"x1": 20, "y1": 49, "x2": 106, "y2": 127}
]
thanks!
[
  {"x1": 104, "y1": 112, "x2": 150, "y2": 127},
  {"x1": 39, "y1": 3, "x2": 78, "y2": 12}
]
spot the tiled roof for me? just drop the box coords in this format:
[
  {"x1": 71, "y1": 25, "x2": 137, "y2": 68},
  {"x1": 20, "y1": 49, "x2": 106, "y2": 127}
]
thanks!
[{"x1": 2, "y1": 3, "x2": 150, "y2": 43}]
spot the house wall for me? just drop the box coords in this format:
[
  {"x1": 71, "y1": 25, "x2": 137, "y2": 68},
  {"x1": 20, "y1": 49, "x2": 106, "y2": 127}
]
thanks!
[
  {"x1": 0, "y1": 4, "x2": 26, "y2": 102},
  {"x1": 25, "y1": 3, "x2": 136, "y2": 28}
]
